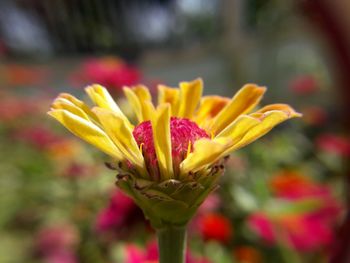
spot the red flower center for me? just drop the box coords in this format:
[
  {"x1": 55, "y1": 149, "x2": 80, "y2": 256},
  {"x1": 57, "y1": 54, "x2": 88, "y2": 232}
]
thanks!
[{"x1": 133, "y1": 117, "x2": 209, "y2": 167}]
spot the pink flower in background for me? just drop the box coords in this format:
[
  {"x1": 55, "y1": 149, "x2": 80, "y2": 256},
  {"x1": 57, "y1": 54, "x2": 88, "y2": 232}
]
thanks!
[
  {"x1": 72, "y1": 57, "x2": 141, "y2": 92},
  {"x1": 35, "y1": 224, "x2": 79, "y2": 263},
  {"x1": 289, "y1": 75, "x2": 319, "y2": 95},
  {"x1": 249, "y1": 212, "x2": 334, "y2": 251},
  {"x1": 95, "y1": 190, "x2": 140, "y2": 233},
  {"x1": 62, "y1": 162, "x2": 92, "y2": 178},
  {"x1": 125, "y1": 240, "x2": 211, "y2": 263},
  {"x1": 249, "y1": 171, "x2": 342, "y2": 252},
  {"x1": 45, "y1": 251, "x2": 77, "y2": 263},
  {"x1": 249, "y1": 213, "x2": 275, "y2": 244},
  {"x1": 316, "y1": 133, "x2": 350, "y2": 158}
]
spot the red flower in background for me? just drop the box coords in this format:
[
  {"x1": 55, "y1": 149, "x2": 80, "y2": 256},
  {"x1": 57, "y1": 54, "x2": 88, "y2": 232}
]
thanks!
[
  {"x1": 289, "y1": 75, "x2": 319, "y2": 95},
  {"x1": 72, "y1": 57, "x2": 141, "y2": 92},
  {"x1": 249, "y1": 171, "x2": 342, "y2": 252},
  {"x1": 198, "y1": 213, "x2": 233, "y2": 244},
  {"x1": 269, "y1": 171, "x2": 333, "y2": 200},
  {"x1": 316, "y1": 133, "x2": 350, "y2": 158}
]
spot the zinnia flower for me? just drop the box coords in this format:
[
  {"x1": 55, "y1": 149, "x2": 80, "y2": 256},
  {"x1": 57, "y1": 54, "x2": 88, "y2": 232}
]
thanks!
[{"x1": 48, "y1": 78, "x2": 300, "y2": 227}]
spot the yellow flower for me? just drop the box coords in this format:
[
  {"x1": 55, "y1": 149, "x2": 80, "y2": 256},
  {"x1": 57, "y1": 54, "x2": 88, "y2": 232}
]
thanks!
[{"x1": 48, "y1": 78, "x2": 301, "y2": 227}]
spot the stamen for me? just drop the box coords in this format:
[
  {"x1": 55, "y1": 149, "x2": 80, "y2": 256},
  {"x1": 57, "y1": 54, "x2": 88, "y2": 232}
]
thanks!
[{"x1": 133, "y1": 117, "x2": 209, "y2": 169}]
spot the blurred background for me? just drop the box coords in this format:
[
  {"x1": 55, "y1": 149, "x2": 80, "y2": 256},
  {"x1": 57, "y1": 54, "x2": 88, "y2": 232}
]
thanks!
[{"x1": 0, "y1": 0, "x2": 350, "y2": 262}]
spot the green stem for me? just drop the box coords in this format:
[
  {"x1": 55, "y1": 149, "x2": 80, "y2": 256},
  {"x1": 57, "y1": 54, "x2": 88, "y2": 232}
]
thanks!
[{"x1": 157, "y1": 226, "x2": 187, "y2": 263}]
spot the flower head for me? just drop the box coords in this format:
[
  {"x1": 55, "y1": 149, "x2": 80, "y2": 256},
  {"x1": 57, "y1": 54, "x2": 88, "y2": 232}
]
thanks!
[{"x1": 48, "y1": 79, "x2": 300, "y2": 227}]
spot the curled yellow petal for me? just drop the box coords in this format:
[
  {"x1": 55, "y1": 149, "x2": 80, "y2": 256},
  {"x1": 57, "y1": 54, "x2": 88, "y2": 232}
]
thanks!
[
  {"x1": 150, "y1": 104, "x2": 173, "y2": 179},
  {"x1": 57, "y1": 93, "x2": 98, "y2": 120},
  {"x1": 216, "y1": 115, "x2": 262, "y2": 142},
  {"x1": 48, "y1": 109, "x2": 123, "y2": 160},
  {"x1": 177, "y1": 78, "x2": 203, "y2": 118},
  {"x1": 255, "y1": 103, "x2": 302, "y2": 117},
  {"x1": 209, "y1": 84, "x2": 266, "y2": 135},
  {"x1": 51, "y1": 98, "x2": 92, "y2": 122},
  {"x1": 92, "y1": 107, "x2": 145, "y2": 169},
  {"x1": 227, "y1": 109, "x2": 299, "y2": 153}
]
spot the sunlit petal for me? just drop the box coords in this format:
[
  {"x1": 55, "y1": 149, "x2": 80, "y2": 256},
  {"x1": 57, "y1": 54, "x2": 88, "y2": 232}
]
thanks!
[
  {"x1": 48, "y1": 109, "x2": 123, "y2": 160},
  {"x1": 85, "y1": 84, "x2": 133, "y2": 128},
  {"x1": 177, "y1": 78, "x2": 203, "y2": 119},
  {"x1": 209, "y1": 84, "x2": 266, "y2": 135},
  {"x1": 180, "y1": 137, "x2": 230, "y2": 174},
  {"x1": 150, "y1": 103, "x2": 173, "y2": 179},
  {"x1": 194, "y1": 95, "x2": 231, "y2": 126},
  {"x1": 124, "y1": 85, "x2": 153, "y2": 122},
  {"x1": 158, "y1": 84, "x2": 180, "y2": 115},
  {"x1": 93, "y1": 107, "x2": 144, "y2": 169}
]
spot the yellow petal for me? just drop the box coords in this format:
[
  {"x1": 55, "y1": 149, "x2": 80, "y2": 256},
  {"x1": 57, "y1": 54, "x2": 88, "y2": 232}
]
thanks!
[
  {"x1": 157, "y1": 84, "x2": 180, "y2": 115},
  {"x1": 177, "y1": 78, "x2": 203, "y2": 118},
  {"x1": 216, "y1": 115, "x2": 262, "y2": 143},
  {"x1": 150, "y1": 104, "x2": 173, "y2": 179},
  {"x1": 124, "y1": 85, "x2": 153, "y2": 122},
  {"x1": 51, "y1": 98, "x2": 92, "y2": 122},
  {"x1": 92, "y1": 107, "x2": 145, "y2": 169},
  {"x1": 180, "y1": 137, "x2": 230, "y2": 174},
  {"x1": 255, "y1": 103, "x2": 302, "y2": 117},
  {"x1": 194, "y1": 95, "x2": 231, "y2": 126},
  {"x1": 85, "y1": 84, "x2": 133, "y2": 128},
  {"x1": 209, "y1": 84, "x2": 266, "y2": 135},
  {"x1": 48, "y1": 109, "x2": 123, "y2": 160},
  {"x1": 57, "y1": 93, "x2": 98, "y2": 121},
  {"x1": 227, "y1": 109, "x2": 299, "y2": 153}
]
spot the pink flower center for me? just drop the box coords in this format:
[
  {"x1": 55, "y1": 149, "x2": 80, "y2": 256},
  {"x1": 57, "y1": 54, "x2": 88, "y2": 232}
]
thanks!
[{"x1": 133, "y1": 117, "x2": 209, "y2": 167}]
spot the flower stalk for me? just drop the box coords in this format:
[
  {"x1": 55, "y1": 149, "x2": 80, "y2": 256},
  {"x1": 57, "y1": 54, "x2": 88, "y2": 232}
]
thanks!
[{"x1": 157, "y1": 225, "x2": 187, "y2": 263}]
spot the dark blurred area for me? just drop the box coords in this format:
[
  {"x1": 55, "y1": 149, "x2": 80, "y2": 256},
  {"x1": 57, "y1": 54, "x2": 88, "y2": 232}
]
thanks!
[{"x1": 1, "y1": 0, "x2": 350, "y2": 262}]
